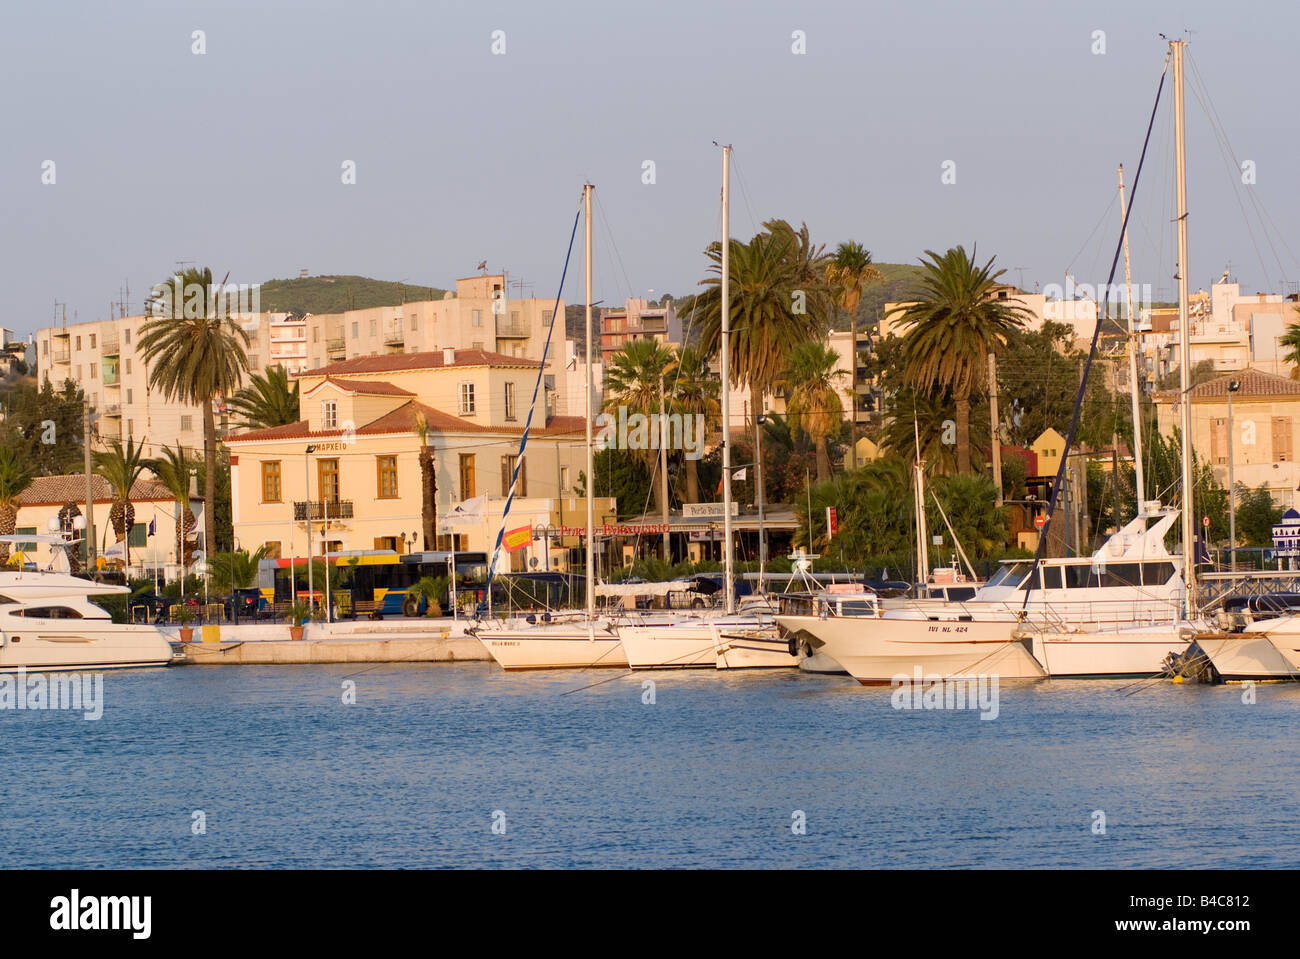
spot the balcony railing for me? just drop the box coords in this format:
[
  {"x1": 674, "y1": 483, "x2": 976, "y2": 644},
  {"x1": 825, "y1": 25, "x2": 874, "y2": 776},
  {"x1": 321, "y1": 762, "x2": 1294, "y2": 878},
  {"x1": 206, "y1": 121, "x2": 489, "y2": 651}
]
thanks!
[
  {"x1": 326, "y1": 337, "x2": 346, "y2": 354},
  {"x1": 51, "y1": 350, "x2": 70, "y2": 364},
  {"x1": 293, "y1": 500, "x2": 354, "y2": 521},
  {"x1": 495, "y1": 318, "x2": 529, "y2": 338},
  {"x1": 103, "y1": 371, "x2": 120, "y2": 387},
  {"x1": 102, "y1": 335, "x2": 120, "y2": 354},
  {"x1": 103, "y1": 403, "x2": 122, "y2": 416}
]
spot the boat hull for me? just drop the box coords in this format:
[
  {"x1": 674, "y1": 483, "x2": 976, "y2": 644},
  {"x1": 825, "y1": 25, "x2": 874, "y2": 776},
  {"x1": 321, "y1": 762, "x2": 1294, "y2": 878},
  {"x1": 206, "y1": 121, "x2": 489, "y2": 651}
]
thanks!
[
  {"x1": 714, "y1": 629, "x2": 798, "y2": 669},
  {"x1": 0, "y1": 623, "x2": 174, "y2": 671},
  {"x1": 776, "y1": 614, "x2": 1047, "y2": 684},
  {"x1": 476, "y1": 624, "x2": 628, "y2": 670},
  {"x1": 1029, "y1": 625, "x2": 1192, "y2": 678}
]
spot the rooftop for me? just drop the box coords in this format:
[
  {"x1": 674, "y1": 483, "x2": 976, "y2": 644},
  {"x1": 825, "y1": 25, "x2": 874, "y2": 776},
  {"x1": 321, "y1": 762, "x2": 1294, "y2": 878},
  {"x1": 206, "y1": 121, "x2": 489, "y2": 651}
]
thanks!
[
  {"x1": 296, "y1": 348, "x2": 541, "y2": 379},
  {"x1": 18, "y1": 475, "x2": 185, "y2": 507}
]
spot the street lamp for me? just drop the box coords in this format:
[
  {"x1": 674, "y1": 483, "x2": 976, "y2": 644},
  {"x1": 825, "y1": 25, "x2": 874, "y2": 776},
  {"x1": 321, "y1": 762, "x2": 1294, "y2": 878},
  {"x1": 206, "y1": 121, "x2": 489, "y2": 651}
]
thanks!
[{"x1": 1227, "y1": 379, "x2": 1240, "y2": 569}]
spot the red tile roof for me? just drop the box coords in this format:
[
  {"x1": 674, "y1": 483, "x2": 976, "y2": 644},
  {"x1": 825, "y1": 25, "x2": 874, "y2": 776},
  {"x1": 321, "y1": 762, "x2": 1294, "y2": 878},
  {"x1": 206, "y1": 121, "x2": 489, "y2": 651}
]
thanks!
[
  {"x1": 1156, "y1": 367, "x2": 1300, "y2": 401},
  {"x1": 303, "y1": 377, "x2": 415, "y2": 397},
  {"x1": 295, "y1": 349, "x2": 541, "y2": 379},
  {"x1": 225, "y1": 402, "x2": 589, "y2": 443},
  {"x1": 17, "y1": 475, "x2": 184, "y2": 507}
]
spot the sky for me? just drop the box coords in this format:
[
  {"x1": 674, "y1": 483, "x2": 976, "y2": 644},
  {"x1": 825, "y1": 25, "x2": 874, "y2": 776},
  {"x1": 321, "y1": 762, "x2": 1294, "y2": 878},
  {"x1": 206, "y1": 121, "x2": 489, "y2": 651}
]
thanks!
[{"x1": 3, "y1": 0, "x2": 1299, "y2": 338}]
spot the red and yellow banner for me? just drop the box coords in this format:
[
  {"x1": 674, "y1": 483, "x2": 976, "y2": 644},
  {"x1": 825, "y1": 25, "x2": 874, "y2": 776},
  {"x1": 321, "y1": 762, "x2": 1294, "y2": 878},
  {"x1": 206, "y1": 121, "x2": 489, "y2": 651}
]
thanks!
[{"x1": 503, "y1": 525, "x2": 532, "y2": 552}]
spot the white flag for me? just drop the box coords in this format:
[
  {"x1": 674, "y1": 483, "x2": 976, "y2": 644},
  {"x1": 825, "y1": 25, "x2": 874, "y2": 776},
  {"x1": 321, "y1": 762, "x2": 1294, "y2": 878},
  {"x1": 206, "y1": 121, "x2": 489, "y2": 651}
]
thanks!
[
  {"x1": 443, "y1": 495, "x2": 487, "y2": 527},
  {"x1": 733, "y1": 467, "x2": 747, "y2": 481}
]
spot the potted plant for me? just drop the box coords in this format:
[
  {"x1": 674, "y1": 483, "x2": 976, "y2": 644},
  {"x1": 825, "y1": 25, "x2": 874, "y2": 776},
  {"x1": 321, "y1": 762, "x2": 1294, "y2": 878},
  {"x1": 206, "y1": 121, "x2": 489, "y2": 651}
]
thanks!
[
  {"x1": 286, "y1": 600, "x2": 313, "y2": 641},
  {"x1": 174, "y1": 603, "x2": 196, "y2": 642}
]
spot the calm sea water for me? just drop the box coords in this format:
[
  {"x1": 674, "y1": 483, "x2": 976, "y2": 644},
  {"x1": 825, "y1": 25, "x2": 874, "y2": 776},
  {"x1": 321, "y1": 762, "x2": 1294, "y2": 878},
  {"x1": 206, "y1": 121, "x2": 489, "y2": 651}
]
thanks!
[{"x1": 1, "y1": 662, "x2": 1297, "y2": 868}]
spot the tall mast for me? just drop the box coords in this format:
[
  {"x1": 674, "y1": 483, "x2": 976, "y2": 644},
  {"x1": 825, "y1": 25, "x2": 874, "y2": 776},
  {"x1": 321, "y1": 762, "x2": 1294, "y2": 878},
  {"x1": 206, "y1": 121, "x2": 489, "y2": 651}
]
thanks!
[
  {"x1": 1171, "y1": 40, "x2": 1196, "y2": 612},
  {"x1": 584, "y1": 183, "x2": 595, "y2": 621},
  {"x1": 914, "y1": 415, "x2": 928, "y2": 586},
  {"x1": 1117, "y1": 164, "x2": 1147, "y2": 513},
  {"x1": 720, "y1": 145, "x2": 735, "y2": 615}
]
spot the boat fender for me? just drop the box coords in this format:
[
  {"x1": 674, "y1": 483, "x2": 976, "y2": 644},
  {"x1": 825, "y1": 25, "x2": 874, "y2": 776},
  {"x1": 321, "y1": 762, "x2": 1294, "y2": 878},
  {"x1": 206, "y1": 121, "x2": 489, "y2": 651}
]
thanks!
[{"x1": 787, "y1": 632, "x2": 799, "y2": 658}]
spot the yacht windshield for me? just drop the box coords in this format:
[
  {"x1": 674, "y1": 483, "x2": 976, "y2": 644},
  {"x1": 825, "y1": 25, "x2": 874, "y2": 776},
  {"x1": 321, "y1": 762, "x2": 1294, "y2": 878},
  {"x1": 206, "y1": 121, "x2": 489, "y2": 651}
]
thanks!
[{"x1": 985, "y1": 563, "x2": 1031, "y2": 589}]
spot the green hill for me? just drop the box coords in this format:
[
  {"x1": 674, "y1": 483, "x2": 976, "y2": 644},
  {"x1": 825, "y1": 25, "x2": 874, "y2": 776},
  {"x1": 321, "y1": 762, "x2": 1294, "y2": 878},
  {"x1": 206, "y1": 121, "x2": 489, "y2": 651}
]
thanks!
[{"x1": 256, "y1": 275, "x2": 448, "y2": 315}]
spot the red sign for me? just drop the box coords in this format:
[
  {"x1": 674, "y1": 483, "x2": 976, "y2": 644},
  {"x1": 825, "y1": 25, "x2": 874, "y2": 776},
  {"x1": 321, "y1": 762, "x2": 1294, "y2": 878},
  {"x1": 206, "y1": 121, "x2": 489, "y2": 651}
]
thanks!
[
  {"x1": 826, "y1": 507, "x2": 838, "y2": 538},
  {"x1": 1202, "y1": 516, "x2": 1210, "y2": 529},
  {"x1": 1034, "y1": 515, "x2": 1046, "y2": 529}
]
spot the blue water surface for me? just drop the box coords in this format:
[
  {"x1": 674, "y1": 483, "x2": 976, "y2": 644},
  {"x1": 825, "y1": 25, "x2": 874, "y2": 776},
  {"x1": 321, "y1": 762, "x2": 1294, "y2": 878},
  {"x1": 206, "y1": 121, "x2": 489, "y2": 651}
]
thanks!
[{"x1": 0, "y1": 663, "x2": 1295, "y2": 868}]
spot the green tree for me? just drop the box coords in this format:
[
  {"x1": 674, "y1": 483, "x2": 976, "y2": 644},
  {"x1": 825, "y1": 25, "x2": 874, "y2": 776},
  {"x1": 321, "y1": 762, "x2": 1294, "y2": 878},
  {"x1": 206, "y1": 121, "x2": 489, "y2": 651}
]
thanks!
[
  {"x1": 603, "y1": 339, "x2": 679, "y2": 517},
  {"x1": 1234, "y1": 484, "x2": 1282, "y2": 547},
  {"x1": 207, "y1": 544, "x2": 272, "y2": 592},
  {"x1": 894, "y1": 246, "x2": 1032, "y2": 475},
  {"x1": 693, "y1": 219, "x2": 830, "y2": 427},
  {"x1": 413, "y1": 410, "x2": 437, "y2": 549},
  {"x1": 92, "y1": 436, "x2": 149, "y2": 567},
  {"x1": 825, "y1": 240, "x2": 884, "y2": 437},
  {"x1": 668, "y1": 345, "x2": 719, "y2": 504},
  {"x1": 149, "y1": 444, "x2": 199, "y2": 569},
  {"x1": 227, "y1": 365, "x2": 299, "y2": 430},
  {"x1": 0, "y1": 378, "x2": 87, "y2": 475},
  {"x1": 778, "y1": 341, "x2": 848, "y2": 484},
  {"x1": 137, "y1": 266, "x2": 251, "y2": 559},
  {"x1": 0, "y1": 444, "x2": 36, "y2": 564}
]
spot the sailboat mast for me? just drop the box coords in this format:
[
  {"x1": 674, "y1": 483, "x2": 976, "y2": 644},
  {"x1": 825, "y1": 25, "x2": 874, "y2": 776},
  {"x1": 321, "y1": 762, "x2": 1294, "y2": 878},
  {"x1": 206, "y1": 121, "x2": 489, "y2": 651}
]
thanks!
[
  {"x1": 720, "y1": 145, "x2": 735, "y2": 615},
  {"x1": 584, "y1": 183, "x2": 596, "y2": 621},
  {"x1": 1171, "y1": 40, "x2": 1196, "y2": 612},
  {"x1": 1117, "y1": 164, "x2": 1147, "y2": 512}
]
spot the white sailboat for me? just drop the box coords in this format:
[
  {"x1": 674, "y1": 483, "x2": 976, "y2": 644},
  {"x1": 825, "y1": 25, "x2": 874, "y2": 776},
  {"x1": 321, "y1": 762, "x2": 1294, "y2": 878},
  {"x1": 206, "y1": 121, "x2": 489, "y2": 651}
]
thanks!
[{"x1": 476, "y1": 183, "x2": 631, "y2": 671}]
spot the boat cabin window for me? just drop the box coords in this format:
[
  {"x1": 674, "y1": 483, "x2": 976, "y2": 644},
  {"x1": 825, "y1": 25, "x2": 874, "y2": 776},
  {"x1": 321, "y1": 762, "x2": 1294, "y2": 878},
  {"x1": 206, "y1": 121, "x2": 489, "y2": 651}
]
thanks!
[
  {"x1": 1141, "y1": 562, "x2": 1176, "y2": 586},
  {"x1": 0, "y1": 594, "x2": 18, "y2": 604},
  {"x1": 1042, "y1": 566, "x2": 1064, "y2": 590},
  {"x1": 945, "y1": 586, "x2": 977, "y2": 601},
  {"x1": 11, "y1": 606, "x2": 83, "y2": 619},
  {"x1": 987, "y1": 563, "x2": 1031, "y2": 590}
]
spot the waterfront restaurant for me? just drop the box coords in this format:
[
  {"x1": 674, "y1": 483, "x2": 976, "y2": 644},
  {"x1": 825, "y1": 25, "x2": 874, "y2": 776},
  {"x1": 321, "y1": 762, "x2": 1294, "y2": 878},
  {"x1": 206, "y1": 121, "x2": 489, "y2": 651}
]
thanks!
[{"x1": 223, "y1": 349, "x2": 595, "y2": 572}]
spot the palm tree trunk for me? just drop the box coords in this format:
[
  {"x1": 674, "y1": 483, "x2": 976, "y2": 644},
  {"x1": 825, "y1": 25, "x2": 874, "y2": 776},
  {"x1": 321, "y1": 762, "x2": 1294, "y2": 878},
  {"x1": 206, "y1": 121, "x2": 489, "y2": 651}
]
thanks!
[
  {"x1": 686, "y1": 457, "x2": 699, "y2": 504},
  {"x1": 815, "y1": 435, "x2": 831, "y2": 485},
  {"x1": 203, "y1": 400, "x2": 217, "y2": 557},
  {"x1": 955, "y1": 395, "x2": 971, "y2": 475}
]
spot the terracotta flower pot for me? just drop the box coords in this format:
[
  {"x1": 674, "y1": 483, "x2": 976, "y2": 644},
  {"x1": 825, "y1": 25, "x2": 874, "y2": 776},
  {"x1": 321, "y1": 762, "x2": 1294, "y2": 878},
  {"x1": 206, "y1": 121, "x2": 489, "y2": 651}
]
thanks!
[
  {"x1": 290, "y1": 625, "x2": 304, "y2": 641},
  {"x1": 178, "y1": 626, "x2": 194, "y2": 643}
]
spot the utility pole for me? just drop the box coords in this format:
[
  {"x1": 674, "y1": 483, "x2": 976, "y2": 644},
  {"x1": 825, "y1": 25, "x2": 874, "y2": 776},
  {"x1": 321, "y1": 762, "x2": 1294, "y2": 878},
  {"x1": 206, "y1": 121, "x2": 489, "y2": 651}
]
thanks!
[{"x1": 988, "y1": 353, "x2": 1003, "y2": 506}]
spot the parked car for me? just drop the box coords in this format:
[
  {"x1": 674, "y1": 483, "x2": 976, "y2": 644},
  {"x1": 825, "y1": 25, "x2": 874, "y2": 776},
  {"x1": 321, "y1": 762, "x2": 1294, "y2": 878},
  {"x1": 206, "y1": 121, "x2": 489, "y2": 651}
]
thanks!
[{"x1": 223, "y1": 588, "x2": 272, "y2": 620}]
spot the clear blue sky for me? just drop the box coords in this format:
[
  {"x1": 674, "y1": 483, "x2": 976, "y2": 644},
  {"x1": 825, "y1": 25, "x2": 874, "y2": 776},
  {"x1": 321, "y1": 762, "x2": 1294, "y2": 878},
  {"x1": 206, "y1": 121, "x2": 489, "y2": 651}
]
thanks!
[{"x1": 3, "y1": 0, "x2": 1297, "y2": 336}]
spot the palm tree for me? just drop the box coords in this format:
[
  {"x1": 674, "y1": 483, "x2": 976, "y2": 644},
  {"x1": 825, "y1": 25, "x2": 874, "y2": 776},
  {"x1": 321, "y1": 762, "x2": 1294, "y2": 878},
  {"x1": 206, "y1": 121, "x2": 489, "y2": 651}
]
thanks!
[
  {"x1": 878, "y1": 387, "x2": 974, "y2": 476},
  {"x1": 228, "y1": 365, "x2": 300, "y2": 429},
  {"x1": 826, "y1": 241, "x2": 884, "y2": 437},
  {"x1": 207, "y1": 544, "x2": 272, "y2": 592},
  {"x1": 778, "y1": 341, "x2": 848, "y2": 484},
  {"x1": 603, "y1": 339, "x2": 679, "y2": 515},
  {"x1": 668, "y1": 346, "x2": 720, "y2": 503},
  {"x1": 1281, "y1": 309, "x2": 1300, "y2": 379},
  {"x1": 149, "y1": 444, "x2": 199, "y2": 571},
  {"x1": 894, "y1": 246, "x2": 1031, "y2": 475},
  {"x1": 137, "y1": 266, "x2": 251, "y2": 553},
  {"x1": 93, "y1": 436, "x2": 149, "y2": 567},
  {"x1": 0, "y1": 445, "x2": 36, "y2": 565},
  {"x1": 693, "y1": 220, "x2": 830, "y2": 430},
  {"x1": 413, "y1": 410, "x2": 437, "y2": 549}
]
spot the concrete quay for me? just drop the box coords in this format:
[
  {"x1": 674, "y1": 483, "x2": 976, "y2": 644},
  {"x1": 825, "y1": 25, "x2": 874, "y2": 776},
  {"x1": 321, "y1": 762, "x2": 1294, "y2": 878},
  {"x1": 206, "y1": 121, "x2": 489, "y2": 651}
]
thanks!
[{"x1": 163, "y1": 618, "x2": 491, "y2": 665}]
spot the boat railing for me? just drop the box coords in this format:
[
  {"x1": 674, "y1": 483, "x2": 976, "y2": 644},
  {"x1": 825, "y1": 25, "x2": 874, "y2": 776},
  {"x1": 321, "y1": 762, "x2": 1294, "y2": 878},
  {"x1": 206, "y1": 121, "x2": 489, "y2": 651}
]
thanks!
[{"x1": 887, "y1": 595, "x2": 1185, "y2": 628}]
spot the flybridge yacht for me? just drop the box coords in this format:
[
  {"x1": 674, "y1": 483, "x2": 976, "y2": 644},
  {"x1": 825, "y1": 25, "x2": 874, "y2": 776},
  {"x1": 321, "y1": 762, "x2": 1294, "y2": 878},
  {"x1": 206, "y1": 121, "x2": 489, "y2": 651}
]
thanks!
[
  {"x1": 775, "y1": 508, "x2": 1201, "y2": 684},
  {"x1": 0, "y1": 534, "x2": 175, "y2": 671}
]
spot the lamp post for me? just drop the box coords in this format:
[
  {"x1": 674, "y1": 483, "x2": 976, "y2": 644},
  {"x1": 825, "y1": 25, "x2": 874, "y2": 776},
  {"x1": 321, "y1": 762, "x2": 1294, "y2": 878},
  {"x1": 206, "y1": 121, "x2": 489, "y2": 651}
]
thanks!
[
  {"x1": 1227, "y1": 379, "x2": 1239, "y2": 569},
  {"x1": 304, "y1": 445, "x2": 316, "y2": 614}
]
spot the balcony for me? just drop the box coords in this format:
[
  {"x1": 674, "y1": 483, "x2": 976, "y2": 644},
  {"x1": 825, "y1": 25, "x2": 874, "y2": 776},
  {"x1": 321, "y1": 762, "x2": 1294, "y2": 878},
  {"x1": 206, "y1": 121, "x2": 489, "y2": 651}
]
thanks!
[
  {"x1": 52, "y1": 328, "x2": 70, "y2": 339},
  {"x1": 495, "y1": 318, "x2": 529, "y2": 338},
  {"x1": 103, "y1": 403, "x2": 122, "y2": 416},
  {"x1": 326, "y1": 337, "x2": 346, "y2": 356},
  {"x1": 101, "y1": 334, "x2": 120, "y2": 355},
  {"x1": 293, "y1": 500, "x2": 354, "y2": 521},
  {"x1": 51, "y1": 349, "x2": 70, "y2": 365}
]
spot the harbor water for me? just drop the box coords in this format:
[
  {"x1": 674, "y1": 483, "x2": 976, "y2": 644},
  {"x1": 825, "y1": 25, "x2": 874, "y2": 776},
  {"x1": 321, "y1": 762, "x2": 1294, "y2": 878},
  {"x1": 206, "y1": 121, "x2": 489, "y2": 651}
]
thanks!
[{"x1": 2, "y1": 663, "x2": 1297, "y2": 868}]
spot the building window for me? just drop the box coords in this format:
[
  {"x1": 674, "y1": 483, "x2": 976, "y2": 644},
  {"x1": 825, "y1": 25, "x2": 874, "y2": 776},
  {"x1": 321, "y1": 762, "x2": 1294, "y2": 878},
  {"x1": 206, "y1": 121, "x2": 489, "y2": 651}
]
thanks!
[
  {"x1": 410, "y1": 315, "x2": 418, "y2": 331},
  {"x1": 42, "y1": 340, "x2": 48, "y2": 355},
  {"x1": 180, "y1": 415, "x2": 192, "y2": 432},
  {"x1": 262, "y1": 541, "x2": 282, "y2": 559},
  {"x1": 543, "y1": 310, "x2": 553, "y2": 327},
  {"x1": 318, "y1": 458, "x2": 340, "y2": 503},
  {"x1": 75, "y1": 336, "x2": 81, "y2": 350},
  {"x1": 472, "y1": 309, "x2": 483, "y2": 327},
  {"x1": 369, "y1": 319, "x2": 377, "y2": 336},
  {"x1": 125, "y1": 358, "x2": 132, "y2": 374},
  {"x1": 459, "y1": 382, "x2": 475, "y2": 415},
  {"x1": 90, "y1": 364, "x2": 97, "y2": 380},
  {"x1": 471, "y1": 341, "x2": 484, "y2": 351},
  {"x1": 129, "y1": 521, "x2": 146, "y2": 548},
  {"x1": 351, "y1": 322, "x2": 359, "y2": 338},
  {"x1": 505, "y1": 382, "x2": 516, "y2": 421},
  {"x1": 126, "y1": 389, "x2": 132, "y2": 404},
  {"x1": 501, "y1": 454, "x2": 526, "y2": 496},
  {"x1": 90, "y1": 334, "x2": 96, "y2": 348},
  {"x1": 126, "y1": 419, "x2": 133, "y2": 436},
  {"x1": 322, "y1": 401, "x2": 337, "y2": 429},
  {"x1": 262, "y1": 461, "x2": 282, "y2": 502},
  {"x1": 459, "y1": 454, "x2": 476, "y2": 499},
  {"x1": 312, "y1": 328, "x2": 319, "y2": 342},
  {"x1": 123, "y1": 329, "x2": 130, "y2": 344},
  {"x1": 249, "y1": 354, "x2": 260, "y2": 370},
  {"x1": 560, "y1": 466, "x2": 570, "y2": 492},
  {"x1": 377, "y1": 455, "x2": 398, "y2": 498},
  {"x1": 375, "y1": 536, "x2": 399, "y2": 553}
]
